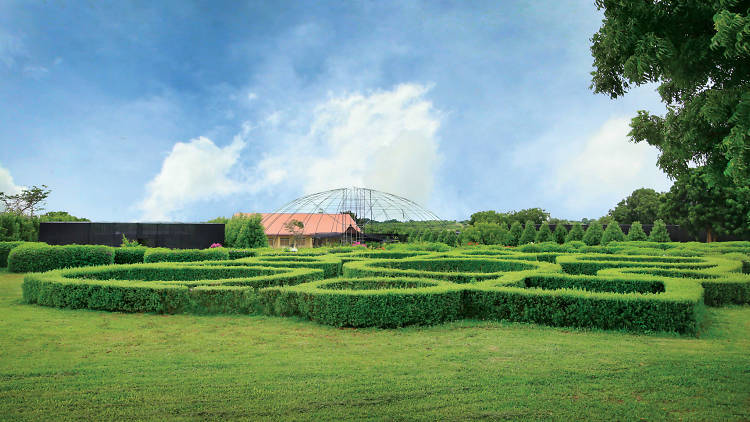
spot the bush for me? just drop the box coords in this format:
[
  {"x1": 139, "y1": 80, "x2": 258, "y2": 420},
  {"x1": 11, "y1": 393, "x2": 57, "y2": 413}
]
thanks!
[
  {"x1": 114, "y1": 247, "x2": 147, "y2": 264},
  {"x1": 509, "y1": 222, "x2": 523, "y2": 246},
  {"x1": 553, "y1": 224, "x2": 568, "y2": 244},
  {"x1": 601, "y1": 222, "x2": 625, "y2": 245},
  {"x1": 582, "y1": 222, "x2": 604, "y2": 246},
  {"x1": 0, "y1": 213, "x2": 38, "y2": 241},
  {"x1": 535, "y1": 222, "x2": 553, "y2": 243},
  {"x1": 649, "y1": 219, "x2": 671, "y2": 242},
  {"x1": 143, "y1": 247, "x2": 230, "y2": 263},
  {"x1": 227, "y1": 249, "x2": 258, "y2": 260},
  {"x1": 627, "y1": 221, "x2": 648, "y2": 241},
  {"x1": 519, "y1": 221, "x2": 537, "y2": 245},
  {"x1": 8, "y1": 243, "x2": 114, "y2": 273},
  {"x1": 566, "y1": 223, "x2": 584, "y2": 242},
  {"x1": 0, "y1": 241, "x2": 29, "y2": 267}
]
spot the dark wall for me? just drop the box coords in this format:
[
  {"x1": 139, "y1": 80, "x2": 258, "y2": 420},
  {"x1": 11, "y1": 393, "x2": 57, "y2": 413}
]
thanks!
[{"x1": 39, "y1": 222, "x2": 225, "y2": 249}]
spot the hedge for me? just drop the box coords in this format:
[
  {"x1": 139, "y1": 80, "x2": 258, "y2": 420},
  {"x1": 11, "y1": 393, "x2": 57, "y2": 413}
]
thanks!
[
  {"x1": 0, "y1": 241, "x2": 30, "y2": 267},
  {"x1": 227, "y1": 248, "x2": 258, "y2": 260},
  {"x1": 8, "y1": 243, "x2": 114, "y2": 273},
  {"x1": 143, "y1": 247, "x2": 230, "y2": 263},
  {"x1": 259, "y1": 277, "x2": 463, "y2": 327},
  {"x1": 464, "y1": 271, "x2": 704, "y2": 334},
  {"x1": 22, "y1": 264, "x2": 324, "y2": 314},
  {"x1": 114, "y1": 247, "x2": 148, "y2": 264}
]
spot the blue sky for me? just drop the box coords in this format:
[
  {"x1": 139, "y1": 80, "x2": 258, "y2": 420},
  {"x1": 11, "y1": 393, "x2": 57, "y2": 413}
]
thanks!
[{"x1": 0, "y1": 0, "x2": 671, "y2": 222}]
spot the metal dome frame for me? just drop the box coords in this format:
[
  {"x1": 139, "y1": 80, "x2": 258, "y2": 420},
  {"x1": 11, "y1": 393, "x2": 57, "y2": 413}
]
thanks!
[{"x1": 262, "y1": 187, "x2": 445, "y2": 245}]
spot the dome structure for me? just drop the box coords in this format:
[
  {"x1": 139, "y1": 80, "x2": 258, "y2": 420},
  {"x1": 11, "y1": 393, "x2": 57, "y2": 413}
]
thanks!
[{"x1": 256, "y1": 187, "x2": 444, "y2": 246}]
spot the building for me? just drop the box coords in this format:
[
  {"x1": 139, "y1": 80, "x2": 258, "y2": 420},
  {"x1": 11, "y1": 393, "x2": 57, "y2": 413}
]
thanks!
[{"x1": 235, "y1": 213, "x2": 361, "y2": 248}]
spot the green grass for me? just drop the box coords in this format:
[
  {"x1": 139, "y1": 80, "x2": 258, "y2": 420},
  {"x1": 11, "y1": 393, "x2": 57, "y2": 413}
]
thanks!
[{"x1": 1, "y1": 269, "x2": 749, "y2": 421}]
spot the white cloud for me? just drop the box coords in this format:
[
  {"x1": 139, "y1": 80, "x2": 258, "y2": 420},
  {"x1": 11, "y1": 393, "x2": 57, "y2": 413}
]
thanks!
[
  {"x1": 139, "y1": 134, "x2": 247, "y2": 221},
  {"x1": 247, "y1": 92, "x2": 258, "y2": 101},
  {"x1": 0, "y1": 164, "x2": 22, "y2": 196},
  {"x1": 252, "y1": 83, "x2": 442, "y2": 205},
  {"x1": 515, "y1": 117, "x2": 671, "y2": 217}
]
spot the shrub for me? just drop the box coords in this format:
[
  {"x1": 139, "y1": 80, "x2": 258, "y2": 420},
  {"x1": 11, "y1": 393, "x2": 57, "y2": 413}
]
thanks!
[
  {"x1": 143, "y1": 247, "x2": 230, "y2": 263},
  {"x1": 627, "y1": 221, "x2": 648, "y2": 241},
  {"x1": 227, "y1": 249, "x2": 258, "y2": 260},
  {"x1": 519, "y1": 221, "x2": 537, "y2": 245},
  {"x1": 120, "y1": 235, "x2": 141, "y2": 247},
  {"x1": 114, "y1": 247, "x2": 147, "y2": 264},
  {"x1": 601, "y1": 222, "x2": 626, "y2": 245},
  {"x1": 8, "y1": 243, "x2": 114, "y2": 273},
  {"x1": 649, "y1": 219, "x2": 671, "y2": 242},
  {"x1": 566, "y1": 223, "x2": 584, "y2": 242},
  {"x1": 553, "y1": 224, "x2": 568, "y2": 244},
  {"x1": 582, "y1": 221, "x2": 604, "y2": 246},
  {"x1": 508, "y1": 221, "x2": 523, "y2": 246},
  {"x1": 535, "y1": 222, "x2": 553, "y2": 243},
  {"x1": 0, "y1": 241, "x2": 28, "y2": 267}
]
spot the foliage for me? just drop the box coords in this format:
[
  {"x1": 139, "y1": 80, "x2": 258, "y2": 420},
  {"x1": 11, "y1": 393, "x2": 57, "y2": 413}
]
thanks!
[
  {"x1": 470, "y1": 208, "x2": 550, "y2": 226},
  {"x1": 608, "y1": 188, "x2": 664, "y2": 224},
  {"x1": 459, "y1": 226, "x2": 481, "y2": 245},
  {"x1": 38, "y1": 211, "x2": 89, "y2": 222},
  {"x1": 535, "y1": 222, "x2": 553, "y2": 243},
  {"x1": 582, "y1": 221, "x2": 604, "y2": 246},
  {"x1": 143, "y1": 248, "x2": 230, "y2": 263},
  {"x1": 0, "y1": 185, "x2": 51, "y2": 217},
  {"x1": 660, "y1": 167, "x2": 750, "y2": 241},
  {"x1": 553, "y1": 224, "x2": 568, "y2": 244},
  {"x1": 0, "y1": 213, "x2": 38, "y2": 241},
  {"x1": 282, "y1": 219, "x2": 305, "y2": 248},
  {"x1": 649, "y1": 219, "x2": 672, "y2": 243},
  {"x1": 0, "y1": 241, "x2": 29, "y2": 267},
  {"x1": 566, "y1": 223, "x2": 584, "y2": 242},
  {"x1": 225, "y1": 214, "x2": 268, "y2": 249},
  {"x1": 113, "y1": 247, "x2": 148, "y2": 264},
  {"x1": 519, "y1": 221, "x2": 537, "y2": 245},
  {"x1": 8, "y1": 243, "x2": 114, "y2": 273},
  {"x1": 120, "y1": 234, "x2": 141, "y2": 247},
  {"x1": 509, "y1": 221, "x2": 523, "y2": 246},
  {"x1": 590, "y1": 1, "x2": 750, "y2": 186},
  {"x1": 627, "y1": 221, "x2": 648, "y2": 241},
  {"x1": 601, "y1": 221, "x2": 626, "y2": 245}
]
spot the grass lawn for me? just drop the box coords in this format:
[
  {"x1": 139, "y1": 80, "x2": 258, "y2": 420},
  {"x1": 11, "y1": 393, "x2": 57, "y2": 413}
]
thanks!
[{"x1": 1, "y1": 269, "x2": 749, "y2": 421}]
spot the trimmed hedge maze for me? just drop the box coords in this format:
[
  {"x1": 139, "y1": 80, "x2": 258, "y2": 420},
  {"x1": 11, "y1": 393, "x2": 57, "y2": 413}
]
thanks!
[{"x1": 20, "y1": 243, "x2": 750, "y2": 335}]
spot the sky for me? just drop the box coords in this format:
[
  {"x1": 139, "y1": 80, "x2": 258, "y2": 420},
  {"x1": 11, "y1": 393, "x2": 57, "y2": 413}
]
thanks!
[{"x1": 0, "y1": 0, "x2": 672, "y2": 222}]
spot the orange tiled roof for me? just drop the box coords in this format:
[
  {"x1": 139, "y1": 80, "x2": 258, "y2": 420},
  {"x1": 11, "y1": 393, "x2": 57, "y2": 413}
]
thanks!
[{"x1": 235, "y1": 213, "x2": 361, "y2": 236}]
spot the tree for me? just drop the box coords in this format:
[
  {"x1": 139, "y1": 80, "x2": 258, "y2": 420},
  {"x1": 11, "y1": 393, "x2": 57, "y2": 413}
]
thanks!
[
  {"x1": 512, "y1": 208, "x2": 550, "y2": 225},
  {"x1": 459, "y1": 226, "x2": 481, "y2": 245},
  {"x1": 649, "y1": 219, "x2": 672, "y2": 242},
  {"x1": 535, "y1": 222, "x2": 553, "y2": 243},
  {"x1": 283, "y1": 219, "x2": 305, "y2": 248},
  {"x1": 38, "y1": 211, "x2": 89, "y2": 222},
  {"x1": 508, "y1": 221, "x2": 523, "y2": 246},
  {"x1": 519, "y1": 220, "x2": 537, "y2": 245},
  {"x1": 582, "y1": 221, "x2": 604, "y2": 246},
  {"x1": 566, "y1": 223, "x2": 584, "y2": 243},
  {"x1": 591, "y1": 1, "x2": 750, "y2": 186},
  {"x1": 225, "y1": 214, "x2": 268, "y2": 248},
  {"x1": 608, "y1": 188, "x2": 664, "y2": 224},
  {"x1": 601, "y1": 221, "x2": 625, "y2": 245},
  {"x1": 0, "y1": 185, "x2": 51, "y2": 217},
  {"x1": 627, "y1": 221, "x2": 648, "y2": 241},
  {"x1": 660, "y1": 167, "x2": 750, "y2": 242},
  {"x1": 553, "y1": 224, "x2": 568, "y2": 244}
]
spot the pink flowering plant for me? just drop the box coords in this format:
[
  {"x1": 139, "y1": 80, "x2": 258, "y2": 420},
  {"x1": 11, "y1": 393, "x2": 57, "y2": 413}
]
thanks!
[{"x1": 209, "y1": 243, "x2": 223, "y2": 248}]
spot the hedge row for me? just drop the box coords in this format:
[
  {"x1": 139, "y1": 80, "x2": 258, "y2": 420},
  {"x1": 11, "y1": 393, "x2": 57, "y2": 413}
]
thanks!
[
  {"x1": 8, "y1": 243, "x2": 114, "y2": 273},
  {"x1": 143, "y1": 247, "x2": 230, "y2": 263},
  {"x1": 22, "y1": 264, "x2": 324, "y2": 314},
  {"x1": 0, "y1": 241, "x2": 30, "y2": 267},
  {"x1": 342, "y1": 257, "x2": 556, "y2": 283}
]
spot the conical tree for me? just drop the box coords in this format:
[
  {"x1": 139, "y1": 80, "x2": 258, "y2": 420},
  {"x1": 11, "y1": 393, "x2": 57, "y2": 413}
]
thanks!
[
  {"x1": 553, "y1": 224, "x2": 568, "y2": 244},
  {"x1": 536, "y1": 222, "x2": 553, "y2": 243},
  {"x1": 509, "y1": 221, "x2": 523, "y2": 246},
  {"x1": 601, "y1": 221, "x2": 625, "y2": 244},
  {"x1": 582, "y1": 221, "x2": 604, "y2": 246},
  {"x1": 649, "y1": 219, "x2": 671, "y2": 242},
  {"x1": 519, "y1": 220, "x2": 537, "y2": 245},
  {"x1": 627, "y1": 221, "x2": 648, "y2": 241},
  {"x1": 566, "y1": 222, "x2": 584, "y2": 242}
]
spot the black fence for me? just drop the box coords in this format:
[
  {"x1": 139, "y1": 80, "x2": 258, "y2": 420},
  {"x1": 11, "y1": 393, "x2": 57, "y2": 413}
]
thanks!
[{"x1": 39, "y1": 222, "x2": 225, "y2": 249}]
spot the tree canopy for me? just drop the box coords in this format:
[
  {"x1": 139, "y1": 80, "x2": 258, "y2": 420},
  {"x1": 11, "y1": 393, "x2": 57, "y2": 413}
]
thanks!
[
  {"x1": 591, "y1": 1, "x2": 750, "y2": 186},
  {"x1": 608, "y1": 188, "x2": 664, "y2": 224}
]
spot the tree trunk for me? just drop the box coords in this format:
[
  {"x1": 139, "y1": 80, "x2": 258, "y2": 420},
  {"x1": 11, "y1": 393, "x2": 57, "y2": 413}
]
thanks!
[{"x1": 706, "y1": 227, "x2": 714, "y2": 243}]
